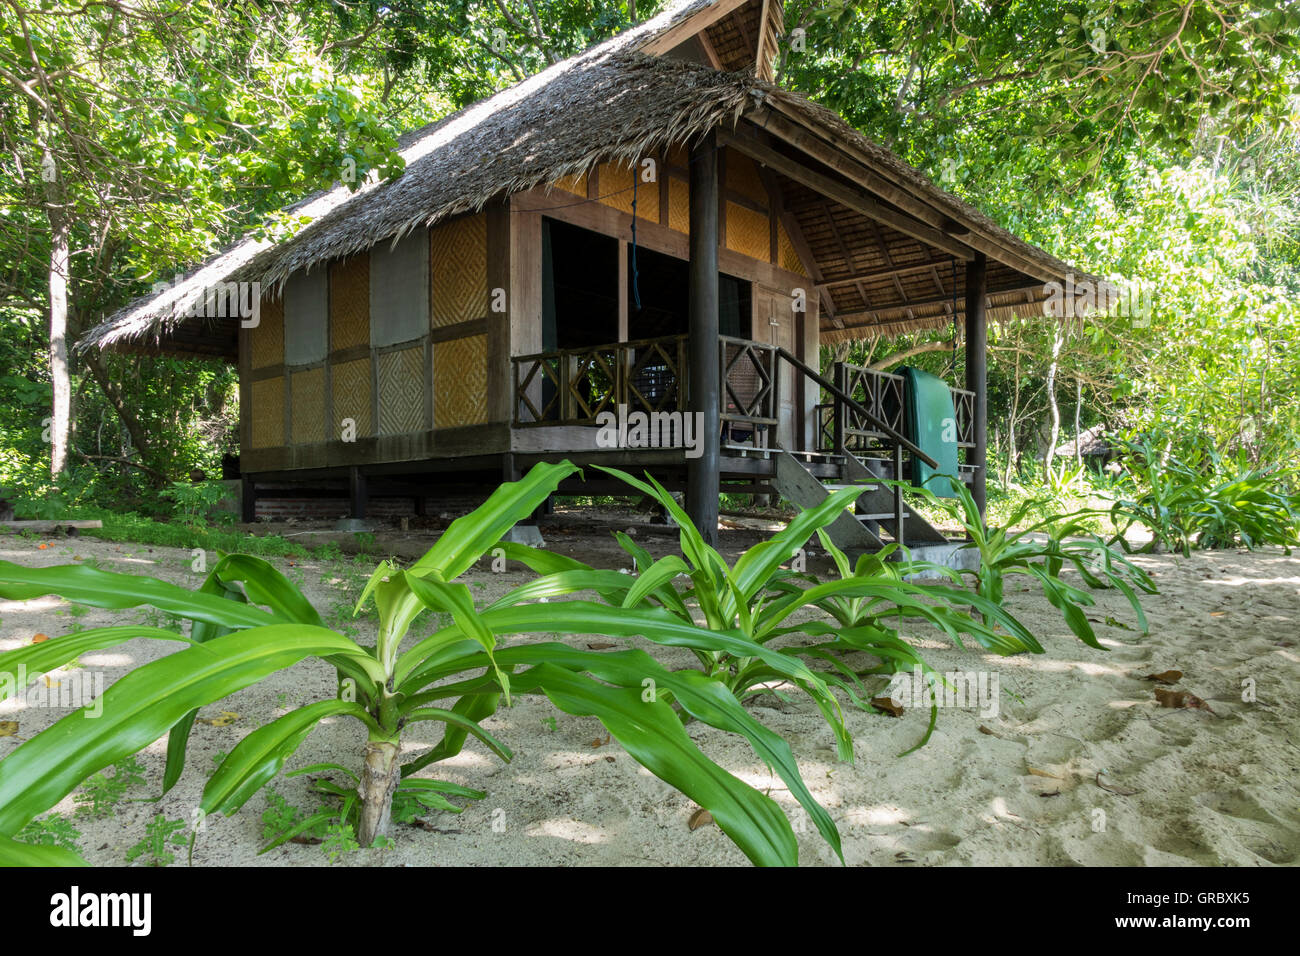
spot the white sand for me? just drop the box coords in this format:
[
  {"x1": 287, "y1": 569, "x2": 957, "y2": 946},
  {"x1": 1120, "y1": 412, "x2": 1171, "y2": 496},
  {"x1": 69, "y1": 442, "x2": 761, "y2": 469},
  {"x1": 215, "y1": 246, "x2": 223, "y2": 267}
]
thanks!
[{"x1": 1, "y1": 532, "x2": 1297, "y2": 866}]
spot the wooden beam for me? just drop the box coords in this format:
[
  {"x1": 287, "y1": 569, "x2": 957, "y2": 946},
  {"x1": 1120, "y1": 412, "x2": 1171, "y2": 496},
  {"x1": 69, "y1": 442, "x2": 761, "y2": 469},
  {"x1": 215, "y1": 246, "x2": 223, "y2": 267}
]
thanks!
[
  {"x1": 751, "y1": 108, "x2": 1065, "y2": 283},
  {"x1": 686, "y1": 131, "x2": 720, "y2": 546},
  {"x1": 639, "y1": 0, "x2": 751, "y2": 55},
  {"x1": 816, "y1": 259, "x2": 957, "y2": 289},
  {"x1": 720, "y1": 131, "x2": 976, "y2": 261},
  {"x1": 965, "y1": 253, "x2": 988, "y2": 518}
]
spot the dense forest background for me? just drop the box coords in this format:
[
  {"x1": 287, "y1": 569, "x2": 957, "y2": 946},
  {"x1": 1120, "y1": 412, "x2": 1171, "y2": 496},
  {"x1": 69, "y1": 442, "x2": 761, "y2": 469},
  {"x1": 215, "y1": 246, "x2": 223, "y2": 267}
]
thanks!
[{"x1": 1, "y1": 0, "x2": 1297, "y2": 514}]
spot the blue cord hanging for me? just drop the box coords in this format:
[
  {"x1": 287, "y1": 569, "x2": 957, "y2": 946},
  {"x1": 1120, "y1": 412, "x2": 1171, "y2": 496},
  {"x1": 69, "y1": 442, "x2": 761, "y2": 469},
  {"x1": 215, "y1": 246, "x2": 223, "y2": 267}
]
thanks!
[{"x1": 631, "y1": 167, "x2": 642, "y2": 311}]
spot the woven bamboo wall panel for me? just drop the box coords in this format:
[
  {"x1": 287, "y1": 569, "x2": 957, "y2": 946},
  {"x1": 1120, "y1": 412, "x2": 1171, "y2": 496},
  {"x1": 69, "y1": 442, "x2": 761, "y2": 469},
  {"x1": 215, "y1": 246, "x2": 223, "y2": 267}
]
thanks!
[
  {"x1": 430, "y1": 215, "x2": 487, "y2": 327},
  {"x1": 597, "y1": 161, "x2": 634, "y2": 213},
  {"x1": 777, "y1": 221, "x2": 806, "y2": 275},
  {"x1": 377, "y1": 345, "x2": 426, "y2": 435},
  {"x1": 331, "y1": 357, "x2": 372, "y2": 440},
  {"x1": 249, "y1": 376, "x2": 284, "y2": 449},
  {"x1": 250, "y1": 295, "x2": 284, "y2": 369},
  {"x1": 433, "y1": 334, "x2": 487, "y2": 429},
  {"x1": 726, "y1": 202, "x2": 770, "y2": 261},
  {"x1": 329, "y1": 254, "x2": 370, "y2": 351},
  {"x1": 553, "y1": 171, "x2": 587, "y2": 195},
  {"x1": 726, "y1": 151, "x2": 768, "y2": 205},
  {"x1": 290, "y1": 367, "x2": 326, "y2": 446},
  {"x1": 668, "y1": 179, "x2": 690, "y2": 235}
]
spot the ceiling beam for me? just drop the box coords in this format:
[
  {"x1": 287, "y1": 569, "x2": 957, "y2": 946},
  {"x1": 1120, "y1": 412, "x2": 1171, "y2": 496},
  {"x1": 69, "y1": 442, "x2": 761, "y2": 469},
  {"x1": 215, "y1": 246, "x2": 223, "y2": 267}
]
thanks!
[
  {"x1": 640, "y1": 0, "x2": 752, "y2": 55},
  {"x1": 720, "y1": 130, "x2": 976, "y2": 262}
]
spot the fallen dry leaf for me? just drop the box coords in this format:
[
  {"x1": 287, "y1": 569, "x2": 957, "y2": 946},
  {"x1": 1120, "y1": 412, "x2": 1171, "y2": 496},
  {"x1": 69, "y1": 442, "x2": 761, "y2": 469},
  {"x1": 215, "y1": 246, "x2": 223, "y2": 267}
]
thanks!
[
  {"x1": 37, "y1": 544, "x2": 47, "y2": 550},
  {"x1": 1154, "y1": 688, "x2": 1217, "y2": 715},
  {"x1": 1027, "y1": 767, "x2": 1062, "y2": 779},
  {"x1": 1096, "y1": 772, "x2": 1140, "y2": 796},
  {"x1": 870, "y1": 696, "x2": 904, "y2": 717},
  {"x1": 199, "y1": 711, "x2": 240, "y2": 727},
  {"x1": 0, "y1": 721, "x2": 18, "y2": 737},
  {"x1": 688, "y1": 808, "x2": 714, "y2": 831},
  {"x1": 30, "y1": 633, "x2": 49, "y2": 644},
  {"x1": 590, "y1": 735, "x2": 611, "y2": 748},
  {"x1": 1142, "y1": 670, "x2": 1183, "y2": 684},
  {"x1": 586, "y1": 642, "x2": 616, "y2": 651},
  {"x1": 1040, "y1": 789, "x2": 1061, "y2": 798}
]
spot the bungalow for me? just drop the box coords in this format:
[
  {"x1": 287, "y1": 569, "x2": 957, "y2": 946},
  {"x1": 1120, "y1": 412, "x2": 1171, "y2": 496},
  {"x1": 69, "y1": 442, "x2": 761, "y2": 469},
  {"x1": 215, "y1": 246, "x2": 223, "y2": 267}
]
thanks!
[{"x1": 82, "y1": 0, "x2": 1096, "y2": 549}]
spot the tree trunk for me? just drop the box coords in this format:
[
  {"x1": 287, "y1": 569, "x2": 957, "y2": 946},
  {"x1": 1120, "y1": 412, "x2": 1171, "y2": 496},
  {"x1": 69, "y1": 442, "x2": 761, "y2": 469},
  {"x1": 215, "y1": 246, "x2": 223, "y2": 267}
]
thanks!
[
  {"x1": 83, "y1": 350, "x2": 152, "y2": 466},
  {"x1": 45, "y1": 151, "x2": 70, "y2": 479},
  {"x1": 1073, "y1": 377, "x2": 1083, "y2": 485},
  {"x1": 1043, "y1": 323, "x2": 1063, "y2": 481},
  {"x1": 357, "y1": 738, "x2": 400, "y2": 846}
]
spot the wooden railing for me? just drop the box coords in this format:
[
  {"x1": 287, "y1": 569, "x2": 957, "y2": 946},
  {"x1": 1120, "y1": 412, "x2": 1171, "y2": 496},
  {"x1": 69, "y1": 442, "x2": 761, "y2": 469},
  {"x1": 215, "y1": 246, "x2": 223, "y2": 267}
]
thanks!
[
  {"x1": 513, "y1": 334, "x2": 781, "y2": 438},
  {"x1": 816, "y1": 361, "x2": 975, "y2": 458}
]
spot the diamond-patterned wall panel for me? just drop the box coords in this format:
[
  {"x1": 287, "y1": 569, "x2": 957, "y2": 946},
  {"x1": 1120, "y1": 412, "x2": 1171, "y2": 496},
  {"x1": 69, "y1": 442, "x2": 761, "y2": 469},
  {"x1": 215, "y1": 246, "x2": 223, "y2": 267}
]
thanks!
[
  {"x1": 330, "y1": 254, "x2": 370, "y2": 351},
  {"x1": 778, "y1": 221, "x2": 806, "y2": 275},
  {"x1": 726, "y1": 151, "x2": 768, "y2": 205},
  {"x1": 290, "y1": 367, "x2": 326, "y2": 446},
  {"x1": 331, "y1": 357, "x2": 372, "y2": 441},
  {"x1": 433, "y1": 334, "x2": 487, "y2": 429},
  {"x1": 726, "y1": 201, "x2": 770, "y2": 262},
  {"x1": 430, "y1": 215, "x2": 487, "y2": 327},
  {"x1": 377, "y1": 345, "x2": 426, "y2": 435},
  {"x1": 553, "y1": 171, "x2": 587, "y2": 196},
  {"x1": 668, "y1": 179, "x2": 690, "y2": 235},
  {"x1": 250, "y1": 295, "x2": 283, "y2": 369},
  {"x1": 249, "y1": 376, "x2": 284, "y2": 449}
]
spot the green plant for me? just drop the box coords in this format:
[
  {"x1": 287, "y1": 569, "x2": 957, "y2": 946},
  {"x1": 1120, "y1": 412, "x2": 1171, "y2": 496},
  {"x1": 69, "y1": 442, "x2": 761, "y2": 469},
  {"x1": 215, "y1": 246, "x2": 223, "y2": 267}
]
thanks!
[
  {"x1": 16, "y1": 813, "x2": 80, "y2": 852},
  {"x1": 909, "y1": 478, "x2": 1155, "y2": 648},
  {"x1": 161, "y1": 480, "x2": 231, "y2": 527},
  {"x1": 1109, "y1": 436, "x2": 1298, "y2": 553},
  {"x1": 125, "y1": 815, "x2": 188, "y2": 866},
  {"x1": 502, "y1": 468, "x2": 1035, "y2": 759},
  {"x1": 0, "y1": 462, "x2": 839, "y2": 866},
  {"x1": 73, "y1": 757, "x2": 145, "y2": 819}
]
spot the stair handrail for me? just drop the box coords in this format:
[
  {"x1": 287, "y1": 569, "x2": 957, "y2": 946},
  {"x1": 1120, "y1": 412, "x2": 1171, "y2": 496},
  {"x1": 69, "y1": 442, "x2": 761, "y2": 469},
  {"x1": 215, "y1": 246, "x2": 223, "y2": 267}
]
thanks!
[{"x1": 773, "y1": 347, "x2": 938, "y2": 469}]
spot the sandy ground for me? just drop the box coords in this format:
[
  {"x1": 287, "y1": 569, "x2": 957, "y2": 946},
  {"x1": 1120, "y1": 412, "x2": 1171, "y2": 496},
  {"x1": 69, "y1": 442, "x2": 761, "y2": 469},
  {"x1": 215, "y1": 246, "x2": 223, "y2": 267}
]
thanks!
[{"x1": 1, "y1": 517, "x2": 1297, "y2": 867}]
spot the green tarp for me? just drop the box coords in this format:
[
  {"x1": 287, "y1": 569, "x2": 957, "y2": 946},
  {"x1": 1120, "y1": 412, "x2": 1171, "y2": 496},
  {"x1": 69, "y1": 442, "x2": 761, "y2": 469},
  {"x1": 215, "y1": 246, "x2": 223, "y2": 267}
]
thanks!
[{"x1": 900, "y1": 366, "x2": 961, "y2": 497}]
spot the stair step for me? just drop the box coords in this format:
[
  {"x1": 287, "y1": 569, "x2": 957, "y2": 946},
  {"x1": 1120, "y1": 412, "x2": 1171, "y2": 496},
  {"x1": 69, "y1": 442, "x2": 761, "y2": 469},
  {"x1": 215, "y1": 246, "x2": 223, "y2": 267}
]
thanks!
[{"x1": 858, "y1": 512, "x2": 913, "y2": 522}]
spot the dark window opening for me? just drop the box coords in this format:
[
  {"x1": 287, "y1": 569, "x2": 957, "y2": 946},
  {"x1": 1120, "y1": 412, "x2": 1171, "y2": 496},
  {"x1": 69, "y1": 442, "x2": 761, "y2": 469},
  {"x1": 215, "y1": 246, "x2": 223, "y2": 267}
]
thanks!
[
  {"x1": 543, "y1": 218, "x2": 619, "y2": 350},
  {"x1": 626, "y1": 244, "x2": 751, "y2": 340}
]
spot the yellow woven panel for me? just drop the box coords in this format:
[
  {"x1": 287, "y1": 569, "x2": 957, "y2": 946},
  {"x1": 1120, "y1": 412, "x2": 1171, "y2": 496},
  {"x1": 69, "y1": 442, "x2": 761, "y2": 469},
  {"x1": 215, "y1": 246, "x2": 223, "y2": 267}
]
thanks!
[
  {"x1": 597, "y1": 161, "x2": 634, "y2": 213},
  {"x1": 430, "y1": 216, "x2": 488, "y2": 328},
  {"x1": 377, "y1": 345, "x2": 426, "y2": 435},
  {"x1": 331, "y1": 357, "x2": 372, "y2": 441},
  {"x1": 669, "y1": 179, "x2": 690, "y2": 235},
  {"x1": 290, "y1": 367, "x2": 325, "y2": 446},
  {"x1": 726, "y1": 151, "x2": 768, "y2": 205},
  {"x1": 553, "y1": 171, "x2": 587, "y2": 196},
  {"x1": 329, "y1": 254, "x2": 370, "y2": 351},
  {"x1": 433, "y1": 334, "x2": 487, "y2": 429},
  {"x1": 726, "y1": 201, "x2": 770, "y2": 261},
  {"x1": 250, "y1": 295, "x2": 283, "y2": 369},
  {"x1": 249, "y1": 376, "x2": 284, "y2": 449},
  {"x1": 778, "y1": 221, "x2": 806, "y2": 275}
]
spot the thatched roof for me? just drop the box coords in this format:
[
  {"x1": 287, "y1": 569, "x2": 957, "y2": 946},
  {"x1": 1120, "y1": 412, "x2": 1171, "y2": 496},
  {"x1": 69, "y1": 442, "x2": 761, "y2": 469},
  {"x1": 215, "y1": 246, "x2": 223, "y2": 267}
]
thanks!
[{"x1": 82, "y1": 0, "x2": 1093, "y2": 357}]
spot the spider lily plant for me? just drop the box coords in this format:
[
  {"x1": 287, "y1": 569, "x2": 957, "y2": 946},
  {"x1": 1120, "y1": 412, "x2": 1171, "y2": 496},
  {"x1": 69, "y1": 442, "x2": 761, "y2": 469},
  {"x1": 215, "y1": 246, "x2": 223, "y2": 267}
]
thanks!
[
  {"x1": 501, "y1": 467, "x2": 1036, "y2": 756},
  {"x1": 0, "y1": 462, "x2": 839, "y2": 867},
  {"x1": 906, "y1": 477, "x2": 1156, "y2": 648}
]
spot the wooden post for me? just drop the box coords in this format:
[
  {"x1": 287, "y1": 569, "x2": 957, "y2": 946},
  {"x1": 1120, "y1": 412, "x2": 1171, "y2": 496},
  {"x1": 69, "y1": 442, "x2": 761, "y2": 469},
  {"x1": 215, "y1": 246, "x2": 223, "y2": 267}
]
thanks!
[
  {"x1": 964, "y1": 252, "x2": 988, "y2": 520},
  {"x1": 241, "y1": 477, "x2": 256, "y2": 524},
  {"x1": 686, "y1": 131, "x2": 720, "y2": 545},
  {"x1": 349, "y1": 466, "x2": 368, "y2": 520}
]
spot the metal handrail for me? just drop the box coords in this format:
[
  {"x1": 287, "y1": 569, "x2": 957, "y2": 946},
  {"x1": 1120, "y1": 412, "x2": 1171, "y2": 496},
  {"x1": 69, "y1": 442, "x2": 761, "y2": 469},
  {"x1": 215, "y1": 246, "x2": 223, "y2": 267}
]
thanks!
[{"x1": 773, "y1": 347, "x2": 938, "y2": 469}]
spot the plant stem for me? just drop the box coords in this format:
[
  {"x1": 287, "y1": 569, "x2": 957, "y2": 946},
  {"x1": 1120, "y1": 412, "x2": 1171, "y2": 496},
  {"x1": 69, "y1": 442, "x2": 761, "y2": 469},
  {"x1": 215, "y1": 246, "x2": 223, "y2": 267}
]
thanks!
[{"x1": 357, "y1": 738, "x2": 400, "y2": 846}]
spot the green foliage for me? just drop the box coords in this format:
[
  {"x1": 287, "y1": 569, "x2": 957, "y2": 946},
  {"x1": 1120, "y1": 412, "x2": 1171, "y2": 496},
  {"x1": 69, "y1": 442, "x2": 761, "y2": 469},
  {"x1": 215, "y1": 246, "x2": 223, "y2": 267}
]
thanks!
[
  {"x1": 1109, "y1": 434, "x2": 1299, "y2": 554},
  {"x1": 124, "y1": 815, "x2": 188, "y2": 867},
  {"x1": 0, "y1": 463, "x2": 838, "y2": 866},
  {"x1": 16, "y1": 813, "x2": 80, "y2": 853},
  {"x1": 73, "y1": 758, "x2": 145, "y2": 819},
  {"x1": 907, "y1": 478, "x2": 1156, "y2": 649},
  {"x1": 162, "y1": 481, "x2": 236, "y2": 527}
]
